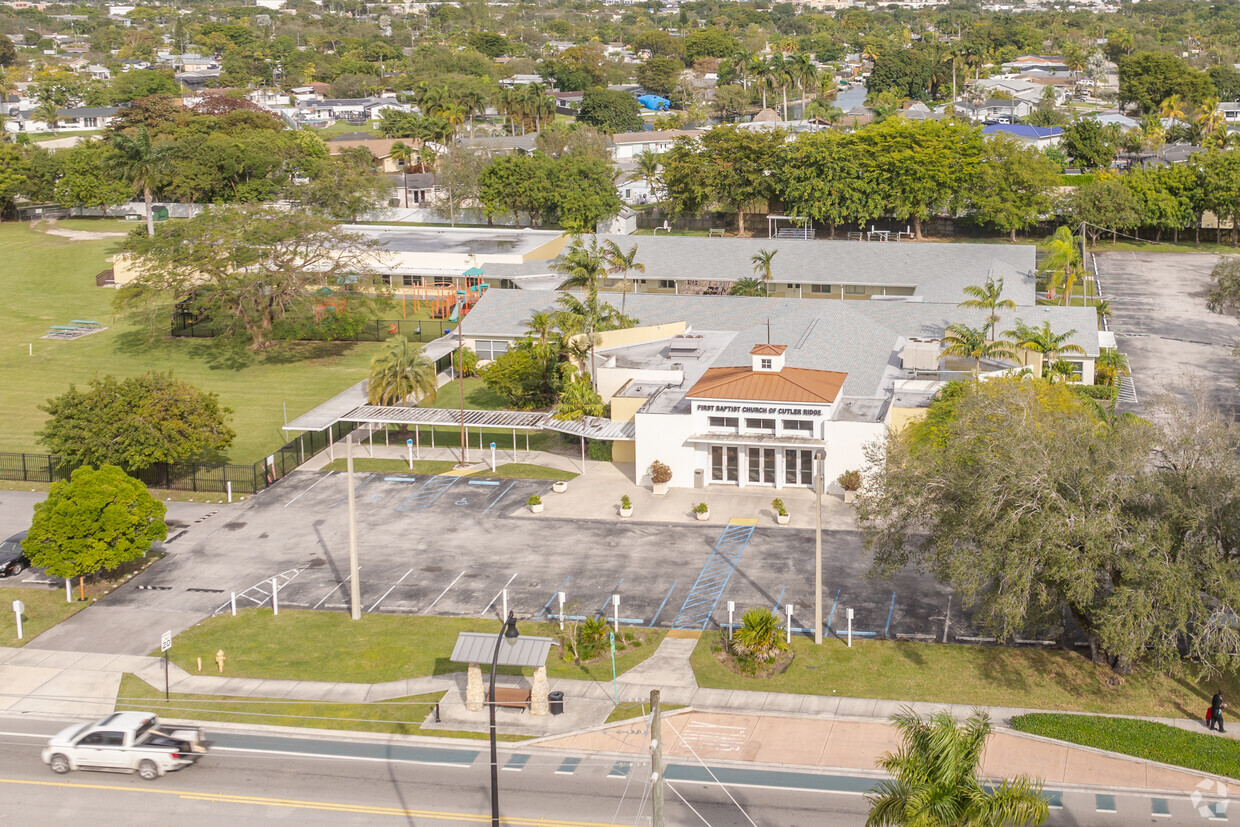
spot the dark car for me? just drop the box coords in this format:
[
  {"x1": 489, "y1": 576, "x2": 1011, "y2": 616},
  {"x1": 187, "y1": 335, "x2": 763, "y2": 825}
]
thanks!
[{"x1": 0, "y1": 531, "x2": 29, "y2": 578}]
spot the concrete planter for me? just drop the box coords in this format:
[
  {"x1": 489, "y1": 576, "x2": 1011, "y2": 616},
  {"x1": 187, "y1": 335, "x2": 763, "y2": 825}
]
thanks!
[
  {"x1": 695, "y1": 510, "x2": 710, "y2": 522},
  {"x1": 776, "y1": 513, "x2": 790, "y2": 525},
  {"x1": 652, "y1": 482, "x2": 669, "y2": 496},
  {"x1": 844, "y1": 490, "x2": 857, "y2": 504},
  {"x1": 619, "y1": 507, "x2": 633, "y2": 518},
  {"x1": 529, "y1": 503, "x2": 544, "y2": 514},
  {"x1": 552, "y1": 481, "x2": 568, "y2": 493}
]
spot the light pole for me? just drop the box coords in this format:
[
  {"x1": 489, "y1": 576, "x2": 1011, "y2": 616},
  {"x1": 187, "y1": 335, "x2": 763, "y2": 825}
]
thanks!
[
  {"x1": 489, "y1": 610, "x2": 519, "y2": 827},
  {"x1": 814, "y1": 447, "x2": 826, "y2": 645}
]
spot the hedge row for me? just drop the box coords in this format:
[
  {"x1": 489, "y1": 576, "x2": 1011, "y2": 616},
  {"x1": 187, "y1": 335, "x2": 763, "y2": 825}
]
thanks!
[{"x1": 1011, "y1": 713, "x2": 1240, "y2": 781}]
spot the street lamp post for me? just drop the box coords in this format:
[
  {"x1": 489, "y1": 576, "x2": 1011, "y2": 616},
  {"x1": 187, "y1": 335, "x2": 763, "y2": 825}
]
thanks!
[
  {"x1": 489, "y1": 610, "x2": 519, "y2": 827},
  {"x1": 814, "y1": 447, "x2": 826, "y2": 645}
]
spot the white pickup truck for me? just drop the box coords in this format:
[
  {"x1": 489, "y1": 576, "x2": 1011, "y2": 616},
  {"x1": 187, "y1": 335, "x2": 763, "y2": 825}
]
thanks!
[{"x1": 42, "y1": 711, "x2": 209, "y2": 780}]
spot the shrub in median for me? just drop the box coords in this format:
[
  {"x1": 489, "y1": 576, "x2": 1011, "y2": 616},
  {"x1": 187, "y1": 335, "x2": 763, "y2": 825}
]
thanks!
[{"x1": 1011, "y1": 712, "x2": 1240, "y2": 781}]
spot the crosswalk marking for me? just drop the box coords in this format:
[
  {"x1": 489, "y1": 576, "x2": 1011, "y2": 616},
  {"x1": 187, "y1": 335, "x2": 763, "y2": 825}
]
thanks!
[{"x1": 554, "y1": 757, "x2": 582, "y2": 775}]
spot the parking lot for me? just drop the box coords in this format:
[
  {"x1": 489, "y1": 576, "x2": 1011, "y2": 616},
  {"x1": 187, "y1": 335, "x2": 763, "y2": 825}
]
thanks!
[
  {"x1": 1095, "y1": 251, "x2": 1240, "y2": 416},
  {"x1": 193, "y1": 470, "x2": 970, "y2": 642}
]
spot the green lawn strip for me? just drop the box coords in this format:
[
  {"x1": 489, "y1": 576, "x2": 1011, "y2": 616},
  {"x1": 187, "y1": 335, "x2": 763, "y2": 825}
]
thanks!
[
  {"x1": 117, "y1": 674, "x2": 451, "y2": 736},
  {"x1": 164, "y1": 609, "x2": 664, "y2": 685},
  {"x1": 36, "y1": 218, "x2": 137, "y2": 233},
  {"x1": 0, "y1": 587, "x2": 89, "y2": 648},
  {"x1": 690, "y1": 633, "x2": 1239, "y2": 718},
  {"x1": 319, "y1": 458, "x2": 458, "y2": 474},
  {"x1": 1011, "y1": 713, "x2": 1240, "y2": 781},
  {"x1": 0, "y1": 223, "x2": 383, "y2": 460},
  {"x1": 605, "y1": 702, "x2": 686, "y2": 724},
  {"x1": 473, "y1": 463, "x2": 577, "y2": 481}
]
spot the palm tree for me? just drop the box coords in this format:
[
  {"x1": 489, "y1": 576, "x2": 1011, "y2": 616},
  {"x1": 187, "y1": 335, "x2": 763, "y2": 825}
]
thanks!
[
  {"x1": 389, "y1": 141, "x2": 415, "y2": 207},
  {"x1": 33, "y1": 99, "x2": 61, "y2": 136},
  {"x1": 555, "y1": 234, "x2": 608, "y2": 292},
  {"x1": 730, "y1": 277, "x2": 767, "y2": 297},
  {"x1": 941, "y1": 322, "x2": 1016, "y2": 378},
  {"x1": 805, "y1": 98, "x2": 844, "y2": 126},
  {"x1": 1158, "y1": 94, "x2": 1185, "y2": 125},
  {"x1": 1094, "y1": 347, "x2": 1130, "y2": 387},
  {"x1": 957, "y1": 276, "x2": 1015, "y2": 341},
  {"x1": 109, "y1": 126, "x2": 173, "y2": 238},
  {"x1": 630, "y1": 149, "x2": 662, "y2": 202},
  {"x1": 555, "y1": 290, "x2": 634, "y2": 391},
  {"x1": 603, "y1": 239, "x2": 644, "y2": 313},
  {"x1": 366, "y1": 335, "x2": 438, "y2": 406},
  {"x1": 553, "y1": 364, "x2": 605, "y2": 421},
  {"x1": 1004, "y1": 320, "x2": 1085, "y2": 377},
  {"x1": 751, "y1": 248, "x2": 777, "y2": 296},
  {"x1": 867, "y1": 708, "x2": 1049, "y2": 827},
  {"x1": 1194, "y1": 100, "x2": 1226, "y2": 148},
  {"x1": 524, "y1": 311, "x2": 558, "y2": 361},
  {"x1": 1041, "y1": 226, "x2": 1081, "y2": 304},
  {"x1": 767, "y1": 54, "x2": 792, "y2": 121},
  {"x1": 731, "y1": 49, "x2": 754, "y2": 89},
  {"x1": 789, "y1": 53, "x2": 818, "y2": 113}
]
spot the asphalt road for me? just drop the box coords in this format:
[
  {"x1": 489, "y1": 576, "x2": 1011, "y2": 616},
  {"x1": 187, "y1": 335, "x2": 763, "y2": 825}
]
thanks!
[
  {"x1": 0, "y1": 715, "x2": 1226, "y2": 825},
  {"x1": 29, "y1": 469, "x2": 971, "y2": 654}
]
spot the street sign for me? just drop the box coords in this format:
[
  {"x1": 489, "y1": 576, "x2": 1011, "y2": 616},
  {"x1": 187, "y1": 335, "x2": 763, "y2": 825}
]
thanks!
[
  {"x1": 12, "y1": 600, "x2": 24, "y2": 614},
  {"x1": 160, "y1": 630, "x2": 172, "y2": 652}
]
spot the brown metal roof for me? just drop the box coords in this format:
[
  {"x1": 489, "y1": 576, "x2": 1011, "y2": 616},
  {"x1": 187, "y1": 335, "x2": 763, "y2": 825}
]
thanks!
[
  {"x1": 686, "y1": 366, "x2": 847, "y2": 405},
  {"x1": 749, "y1": 344, "x2": 786, "y2": 356}
]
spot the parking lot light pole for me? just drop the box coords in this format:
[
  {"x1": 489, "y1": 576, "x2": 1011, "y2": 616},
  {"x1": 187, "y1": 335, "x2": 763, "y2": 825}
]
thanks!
[
  {"x1": 347, "y1": 432, "x2": 361, "y2": 620},
  {"x1": 814, "y1": 448, "x2": 826, "y2": 645},
  {"x1": 489, "y1": 611, "x2": 519, "y2": 827}
]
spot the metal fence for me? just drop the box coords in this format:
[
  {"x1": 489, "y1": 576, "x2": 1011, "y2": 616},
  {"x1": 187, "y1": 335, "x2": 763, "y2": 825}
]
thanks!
[
  {"x1": 0, "y1": 420, "x2": 356, "y2": 496},
  {"x1": 172, "y1": 316, "x2": 458, "y2": 343}
]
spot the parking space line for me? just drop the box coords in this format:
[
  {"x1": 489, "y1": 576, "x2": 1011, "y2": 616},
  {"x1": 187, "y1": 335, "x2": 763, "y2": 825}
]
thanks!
[
  {"x1": 483, "y1": 573, "x2": 519, "y2": 615},
  {"x1": 313, "y1": 575, "x2": 351, "y2": 610},
  {"x1": 599, "y1": 580, "x2": 624, "y2": 616},
  {"x1": 284, "y1": 472, "x2": 333, "y2": 508},
  {"x1": 884, "y1": 591, "x2": 896, "y2": 638},
  {"x1": 394, "y1": 475, "x2": 460, "y2": 513},
  {"x1": 770, "y1": 587, "x2": 785, "y2": 614},
  {"x1": 825, "y1": 589, "x2": 841, "y2": 633},
  {"x1": 331, "y1": 473, "x2": 377, "y2": 509},
  {"x1": 424, "y1": 570, "x2": 466, "y2": 613},
  {"x1": 649, "y1": 581, "x2": 677, "y2": 627},
  {"x1": 369, "y1": 568, "x2": 415, "y2": 612},
  {"x1": 539, "y1": 576, "x2": 572, "y2": 619},
  {"x1": 481, "y1": 481, "x2": 517, "y2": 516}
]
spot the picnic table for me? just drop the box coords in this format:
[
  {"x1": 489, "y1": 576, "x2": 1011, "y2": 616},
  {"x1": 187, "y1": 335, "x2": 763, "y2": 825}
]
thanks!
[
  {"x1": 70, "y1": 320, "x2": 100, "y2": 327},
  {"x1": 867, "y1": 229, "x2": 890, "y2": 242}
]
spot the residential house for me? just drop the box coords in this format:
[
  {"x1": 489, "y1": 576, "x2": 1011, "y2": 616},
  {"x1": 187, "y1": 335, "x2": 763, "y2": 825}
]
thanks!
[
  {"x1": 610, "y1": 128, "x2": 703, "y2": 161},
  {"x1": 981, "y1": 123, "x2": 1063, "y2": 148}
]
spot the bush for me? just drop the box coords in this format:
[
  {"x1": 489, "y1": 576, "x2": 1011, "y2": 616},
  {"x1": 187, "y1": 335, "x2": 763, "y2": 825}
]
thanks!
[
  {"x1": 1011, "y1": 713, "x2": 1240, "y2": 780},
  {"x1": 692, "y1": 502, "x2": 709, "y2": 514},
  {"x1": 770, "y1": 498, "x2": 787, "y2": 516},
  {"x1": 1073, "y1": 384, "x2": 1119, "y2": 401},
  {"x1": 526, "y1": 494, "x2": 541, "y2": 506},
  {"x1": 620, "y1": 495, "x2": 632, "y2": 509},
  {"x1": 729, "y1": 606, "x2": 786, "y2": 674},
  {"x1": 837, "y1": 469, "x2": 862, "y2": 491},
  {"x1": 649, "y1": 460, "x2": 672, "y2": 485},
  {"x1": 273, "y1": 306, "x2": 368, "y2": 341},
  {"x1": 453, "y1": 347, "x2": 479, "y2": 378},
  {"x1": 587, "y1": 439, "x2": 612, "y2": 461}
]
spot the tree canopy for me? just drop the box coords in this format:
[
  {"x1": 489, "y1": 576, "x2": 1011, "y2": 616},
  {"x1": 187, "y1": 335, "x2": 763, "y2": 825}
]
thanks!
[
  {"x1": 23, "y1": 465, "x2": 167, "y2": 581},
  {"x1": 39, "y1": 373, "x2": 235, "y2": 471}
]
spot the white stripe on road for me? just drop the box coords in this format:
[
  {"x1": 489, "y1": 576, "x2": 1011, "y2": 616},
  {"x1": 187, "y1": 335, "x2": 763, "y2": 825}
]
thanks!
[
  {"x1": 423, "y1": 571, "x2": 466, "y2": 613},
  {"x1": 369, "y1": 568, "x2": 415, "y2": 612},
  {"x1": 312, "y1": 575, "x2": 352, "y2": 610},
  {"x1": 482, "y1": 573, "x2": 519, "y2": 615},
  {"x1": 283, "y1": 472, "x2": 334, "y2": 508}
]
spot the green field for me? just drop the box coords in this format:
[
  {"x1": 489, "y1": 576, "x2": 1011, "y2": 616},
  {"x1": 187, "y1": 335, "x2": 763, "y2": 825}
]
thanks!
[
  {"x1": 0, "y1": 221, "x2": 383, "y2": 461},
  {"x1": 165, "y1": 609, "x2": 664, "y2": 685},
  {"x1": 0, "y1": 586, "x2": 89, "y2": 648},
  {"x1": 691, "y1": 633, "x2": 1240, "y2": 719}
]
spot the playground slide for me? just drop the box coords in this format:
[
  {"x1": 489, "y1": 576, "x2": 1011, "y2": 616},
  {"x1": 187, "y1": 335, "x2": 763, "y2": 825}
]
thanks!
[{"x1": 448, "y1": 300, "x2": 461, "y2": 323}]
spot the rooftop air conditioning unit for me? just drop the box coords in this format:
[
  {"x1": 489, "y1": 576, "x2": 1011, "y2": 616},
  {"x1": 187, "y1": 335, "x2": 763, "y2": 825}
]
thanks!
[
  {"x1": 668, "y1": 335, "x2": 703, "y2": 358},
  {"x1": 900, "y1": 338, "x2": 941, "y2": 372}
]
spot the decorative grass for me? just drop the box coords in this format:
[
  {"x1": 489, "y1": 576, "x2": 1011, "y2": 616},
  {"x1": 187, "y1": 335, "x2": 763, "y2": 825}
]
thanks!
[
  {"x1": 691, "y1": 632, "x2": 1240, "y2": 719},
  {"x1": 0, "y1": 586, "x2": 89, "y2": 648},
  {"x1": 163, "y1": 609, "x2": 663, "y2": 685},
  {"x1": 473, "y1": 463, "x2": 577, "y2": 481},
  {"x1": 1011, "y1": 713, "x2": 1240, "y2": 781}
]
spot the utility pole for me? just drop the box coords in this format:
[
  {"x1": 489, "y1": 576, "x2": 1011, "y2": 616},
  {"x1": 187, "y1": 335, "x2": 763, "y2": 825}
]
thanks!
[
  {"x1": 346, "y1": 433, "x2": 361, "y2": 620},
  {"x1": 814, "y1": 448, "x2": 826, "y2": 645},
  {"x1": 650, "y1": 689, "x2": 664, "y2": 827}
]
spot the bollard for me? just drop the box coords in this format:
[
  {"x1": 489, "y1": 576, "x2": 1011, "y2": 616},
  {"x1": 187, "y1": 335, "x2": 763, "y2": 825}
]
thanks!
[
  {"x1": 271, "y1": 577, "x2": 279, "y2": 615},
  {"x1": 846, "y1": 608, "x2": 854, "y2": 648},
  {"x1": 727, "y1": 601, "x2": 735, "y2": 641},
  {"x1": 786, "y1": 603, "x2": 794, "y2": 646},
  {"x1": 612, "y1": 593, "x2": 620, "y2": 634},
  {"x1": 196, "y1": 656, "x2": 202, "y2": 673},
  {"x1": 215, "y1": 650, "x2": 226, "y2": 673},
  {"x1": 230, "y1": 592, "x2": 237, "y2": 616},
  {"x1": 558, "y1": 591, "x2": 566, "y2": 631},
  {"x1": 226, "y1": 481, "x2": 232, "y2": 504}
]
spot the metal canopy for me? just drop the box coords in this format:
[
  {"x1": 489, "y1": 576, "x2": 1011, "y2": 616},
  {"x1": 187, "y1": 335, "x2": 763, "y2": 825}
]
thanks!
[
  {"x1": 450, "y1": 632, "x2": 556, "y2": 666},
  {"x1": 284, "y1": 381, "x2": 369, "y2": 431},
  {"x1": 541, "y1": 414, "x2": 636, "y2": 441},
  {"x1": 302, "y1": 405, "x2": 637, "y2": 441}
]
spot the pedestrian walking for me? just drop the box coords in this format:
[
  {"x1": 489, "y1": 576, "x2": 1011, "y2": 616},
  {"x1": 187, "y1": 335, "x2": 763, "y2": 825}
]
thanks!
[{"x1": 1209, "y1": 691, "x2": 1227, "y2": 733}]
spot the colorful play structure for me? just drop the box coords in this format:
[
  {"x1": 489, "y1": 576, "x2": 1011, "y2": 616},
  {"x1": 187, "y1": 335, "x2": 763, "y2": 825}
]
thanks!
[{"x1": 398, "y1": 267, "x2": 489, "y2": 320}]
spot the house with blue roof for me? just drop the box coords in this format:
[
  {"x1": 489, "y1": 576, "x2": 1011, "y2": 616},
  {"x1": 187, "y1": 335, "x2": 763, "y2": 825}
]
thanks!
[{"x1": 981, "y1": 123, "x2": 1064, "y2": 149}]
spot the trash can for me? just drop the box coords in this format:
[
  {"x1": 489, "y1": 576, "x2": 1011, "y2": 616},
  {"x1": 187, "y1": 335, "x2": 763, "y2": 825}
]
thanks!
[
  {"x1": 548, "y1": 691, "x2": 564, "y2": 716},
  {"x1": 694, "y1": 468, "x2": 704, "y2": 489}
]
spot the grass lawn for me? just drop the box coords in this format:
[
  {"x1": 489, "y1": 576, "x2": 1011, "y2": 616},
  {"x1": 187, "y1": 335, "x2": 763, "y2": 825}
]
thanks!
[
  {"x1": 1012, "y1": 713, "x2": 1240, "y2": 781},
  {"x1": 35, "y1": 218, "x2": 139, "y2": 233},
  {"x1": 0, "y1": 587, "x2": 89, "y2": 647},
  {"x1": 0, "y1": 222, "x2": 383, "y2": 461},
  {"x1": 165, "y1": 609, "x2": 664, "y2": 685},
  {"x1": 473, "y1": 463, "x2": 577, "y2": 481},
  {"x1": 319, "y1": 458, "x2": 459, "y2": 474},
  {"x1": 305, "y1": 121, "x2": 383, "y2": 139},
  {"x1": 691, "y1": 633, "x2": 1240, "y2": 719}
]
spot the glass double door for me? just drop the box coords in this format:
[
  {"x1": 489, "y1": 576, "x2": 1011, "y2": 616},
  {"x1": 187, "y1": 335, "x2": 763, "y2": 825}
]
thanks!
[
  {"x1": 747, "y1": 447, "x2": 776, "y2": 484},
  {"x1": 711, "y1": 446, "x2": 739, "y2": 483},
  {"x1": 711, "y1": 445, "x2": 815, "y2": 487}
]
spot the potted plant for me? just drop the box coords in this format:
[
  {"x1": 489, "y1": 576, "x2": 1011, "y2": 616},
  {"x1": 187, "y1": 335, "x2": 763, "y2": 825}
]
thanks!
[
  {"x1": 619, "y1": 495, "x2": 633, "y2": 518},
  {"x1": 838, "y1": 469, "x2": 862, "y2": 504},
  {"x1": 552, "y1": 480, "x2": 568, "y2": 493},
  {"x1": 771, "y1": 498, "x2": 790, "y2": 525},
  {"x1": 692, "y1": 502, "x2": 710, "y2": 521},
  {"x1": 649, "y1": 460, "x2": 672, "y2": 496},
  {"x1": 527, "y1": 494, "x2": 543, "y2": 514}
]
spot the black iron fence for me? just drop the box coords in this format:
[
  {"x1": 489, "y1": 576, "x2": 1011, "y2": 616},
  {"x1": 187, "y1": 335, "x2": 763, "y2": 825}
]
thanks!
[
  {"x1": 0, "y1": 421, "x2": 356, "y2": 496},
  {"x1": 172, "y1": 316, "x2": 459, "y2": 343}
]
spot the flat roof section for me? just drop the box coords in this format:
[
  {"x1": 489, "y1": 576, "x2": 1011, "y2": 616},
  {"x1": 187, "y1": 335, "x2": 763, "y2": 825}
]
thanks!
[{"x1": 347, "y1": 225, "x2": 563, "y2": 259}]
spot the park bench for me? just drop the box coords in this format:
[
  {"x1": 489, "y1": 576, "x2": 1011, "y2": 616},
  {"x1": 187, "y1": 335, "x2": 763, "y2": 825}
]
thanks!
[
  {"x1": 707, "y1": 228, "x2": 725, "y2": 237},
  {"x1": 70, "y1": 320, "x2": 100, "y2": 327},
  {"x1": 487, "y1": 686, "x2": 532, "y2": 711},
  {"x1": 846, "y1": 231, "x2": 864, "y2": 241}
]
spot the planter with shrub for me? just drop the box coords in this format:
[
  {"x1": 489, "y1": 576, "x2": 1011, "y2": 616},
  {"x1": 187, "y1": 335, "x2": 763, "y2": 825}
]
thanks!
[
  {"x1": 527, "y1": 494, "x2": 543, "y2": 514},
  {"x1": 771, "y1": 498, "x2": 790, "y2": 525},
  {"x1": 649, "y1": 460, "x2": 672, "y2": 495},
  {"x1": 838, "y1": 469, "x2": 862, "y2": 504},
  {"x1": 693, "y1": 502, "x2": 710, "y2": 521},
  {"x1": 619, "y1": 495, "x2": 633, "y2": 518}
]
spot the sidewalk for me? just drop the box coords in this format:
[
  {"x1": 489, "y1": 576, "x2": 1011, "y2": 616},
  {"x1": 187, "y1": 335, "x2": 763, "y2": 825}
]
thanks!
[{"x1": 0, "y1": 635, "x2": 1234, "y2": 797}]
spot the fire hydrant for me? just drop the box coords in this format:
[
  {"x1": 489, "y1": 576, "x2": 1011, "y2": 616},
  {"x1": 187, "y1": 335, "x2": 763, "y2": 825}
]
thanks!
[{"x1": 215, "y1": 649, "x2": 226, "y2": 673}]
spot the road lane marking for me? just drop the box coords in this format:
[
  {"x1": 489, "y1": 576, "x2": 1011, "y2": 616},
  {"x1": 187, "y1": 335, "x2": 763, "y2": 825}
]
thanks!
[
  {"x1": 482, "y1": 573, "x2": 519, "y2": 615},
  {"x1": 369, "y1": 567, "x2": 416, "y2": 612},
  {"x1": 0, "y1": 776, "x2": 628, "y2": 825}
]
